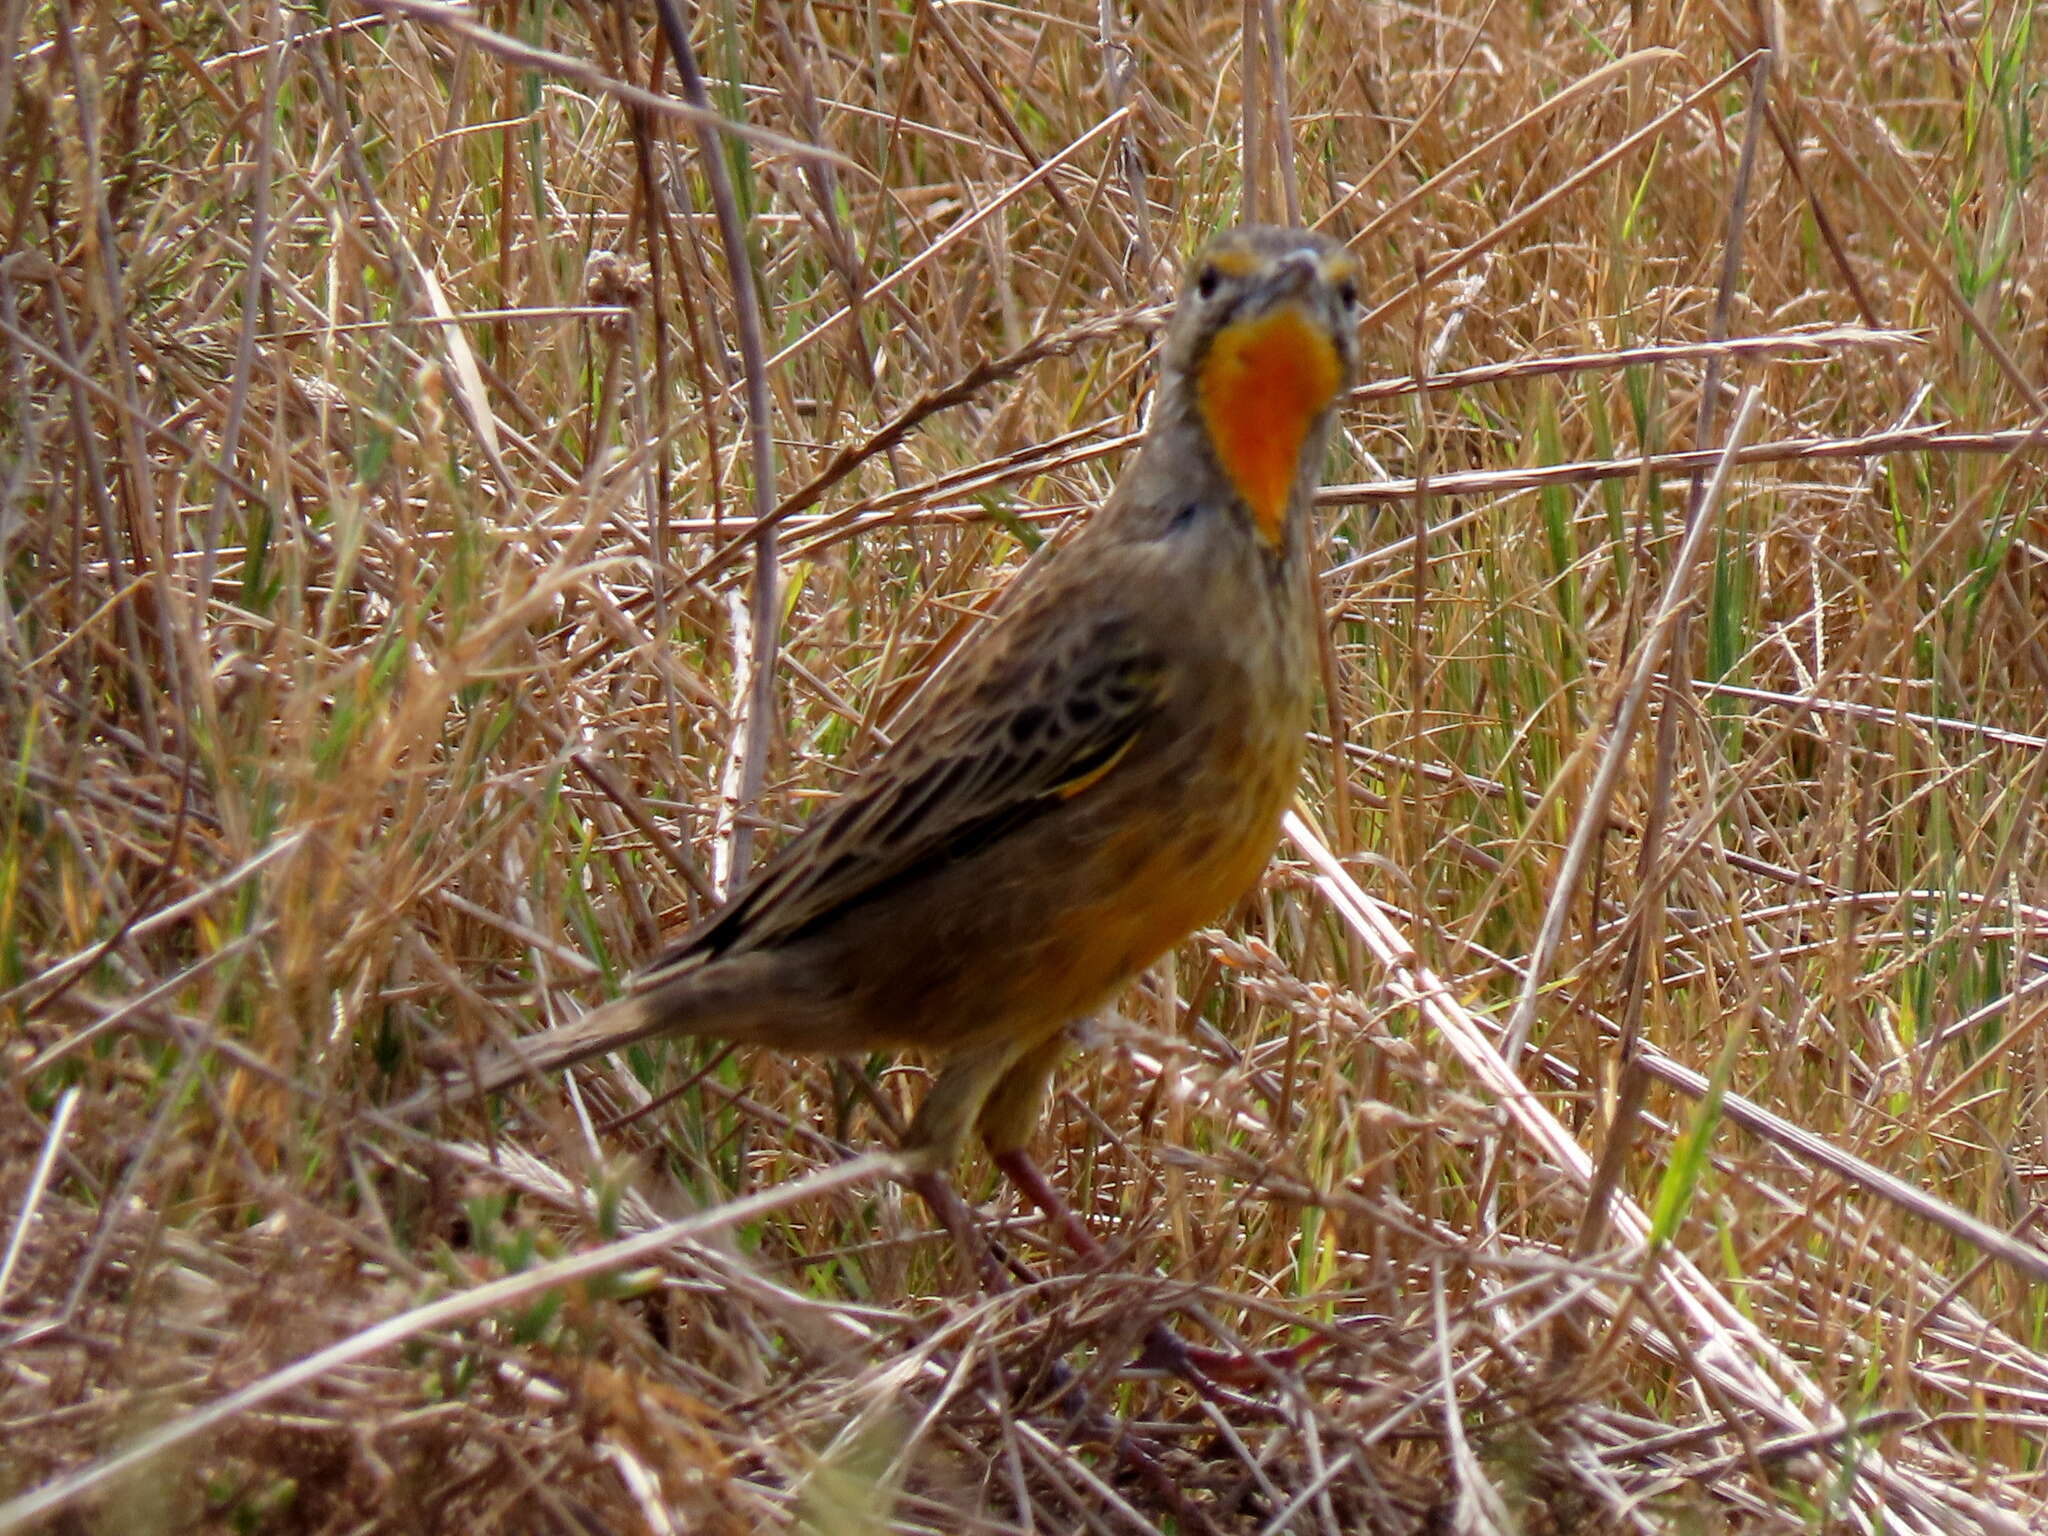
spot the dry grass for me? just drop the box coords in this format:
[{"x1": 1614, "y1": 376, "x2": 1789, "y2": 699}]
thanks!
[{"x1": 6, "y1": 0, "x2": 2048, "y2": 1530}]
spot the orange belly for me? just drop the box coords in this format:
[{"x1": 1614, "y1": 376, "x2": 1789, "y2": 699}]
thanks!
[{"x1": 1042, "y1": 776, "x2": 1289, "y2": 1016}]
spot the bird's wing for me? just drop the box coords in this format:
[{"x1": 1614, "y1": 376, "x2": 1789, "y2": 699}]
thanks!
[
  {"x1": 640, "y1": 604, "x2": 1166, "y2": 980},
  {"x1": 390, "y1": 607, "x2": 1162, "y2": 1119}
]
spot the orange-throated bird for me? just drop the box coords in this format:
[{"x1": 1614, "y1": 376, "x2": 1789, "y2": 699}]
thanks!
[{"x1": 402, "y1": 226, "x2": 1359, "y2": 1271}]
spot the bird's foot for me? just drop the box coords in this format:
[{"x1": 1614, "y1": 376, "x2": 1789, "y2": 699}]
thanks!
[
  {"x1": 1135, "y1": 1321, "x2": 1328, "y2": 1389},
  {"x1": 987, "y1": 1147, "x2": 1320, "y2": 1406}
]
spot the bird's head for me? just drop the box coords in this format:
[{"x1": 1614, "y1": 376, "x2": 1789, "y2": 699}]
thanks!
[{"x1": 1157, "y1": 226, "x2": 1362, "y2": 547}]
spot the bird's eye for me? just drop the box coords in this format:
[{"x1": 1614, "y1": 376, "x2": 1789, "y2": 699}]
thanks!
[
  {"x1": 1196, "y1": 265, "x2": 1221, "y2": 299},
  {"x1": 1337, "y1": 280, "x2": 1359, "y2": 308}
]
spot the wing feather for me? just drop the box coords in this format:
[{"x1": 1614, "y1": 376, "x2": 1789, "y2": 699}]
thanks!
[{"x1": 640, "y1": 608, "x2": 1164, "y2": 981}]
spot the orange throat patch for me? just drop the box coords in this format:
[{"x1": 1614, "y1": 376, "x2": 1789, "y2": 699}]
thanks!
[{"x1": 1195, "y1": 305, "x2": 1342, "y2": 546}]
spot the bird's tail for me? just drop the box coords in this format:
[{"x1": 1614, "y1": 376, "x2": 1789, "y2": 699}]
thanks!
[{"x1": 385, "y1": 989, "x2": 673, "y2": 1123}]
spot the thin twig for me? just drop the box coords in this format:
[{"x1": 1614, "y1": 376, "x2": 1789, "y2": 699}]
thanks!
[
  {"x1": 648, "y1": 0, "x2": 781, "y2": 876},
  {"x1": 1499, "y1": 386, "x2": 1765, "y2": 1067}
]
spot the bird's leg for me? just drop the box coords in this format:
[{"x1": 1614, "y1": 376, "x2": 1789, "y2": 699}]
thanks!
[
  {"x1": 977, "y1": 1039, "x2": 1323, "y2": 1393},
  {"x1": 906, "y1": 1169, "x2": 1021, "y2": 1294},
  {"x1": 893, "y1": 1052, "x2": 1228, "y2": 1527},
  {"x1": 988, "y1": 1143, "x2": 1116, "y2": 1265},
  {"x1": 897, "y1": 1044, "x2": 1031, "y2": 1291},
  {"x1": 892, "y1": 1169, "x2": 1226, "y2": 1533},
  {"x1": 989, "y1": 1145, "x2": 1325, "y2": 1391},
  {"x1": 909, "y1": 1040, "x2": 1317, "y2": 1400}
]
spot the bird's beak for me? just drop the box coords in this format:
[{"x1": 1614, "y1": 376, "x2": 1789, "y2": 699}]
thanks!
[{"x1": 1262, "y1": 249, "x2": 1321, "y2": 305}]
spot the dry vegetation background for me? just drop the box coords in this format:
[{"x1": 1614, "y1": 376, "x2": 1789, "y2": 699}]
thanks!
[{"x1": 5, "y1": 0, "x2": 2048, "y2": 1530}]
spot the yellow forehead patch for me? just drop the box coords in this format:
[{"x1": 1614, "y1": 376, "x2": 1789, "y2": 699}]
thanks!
[
  {"x1": 1196, "y1": 305, "x2": 1342, "y2": 545},
  {"x1": 1203, "y1": 244, "x2": 1266, "y2": 280},
  {"x1": 1202, "y1": 242, "x2": 1357, "y2": 287}
]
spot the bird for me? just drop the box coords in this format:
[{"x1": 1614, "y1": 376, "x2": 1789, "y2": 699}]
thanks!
[{"x1": 403, "y1": 225, "x2": 1361, "y2": 1227}]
